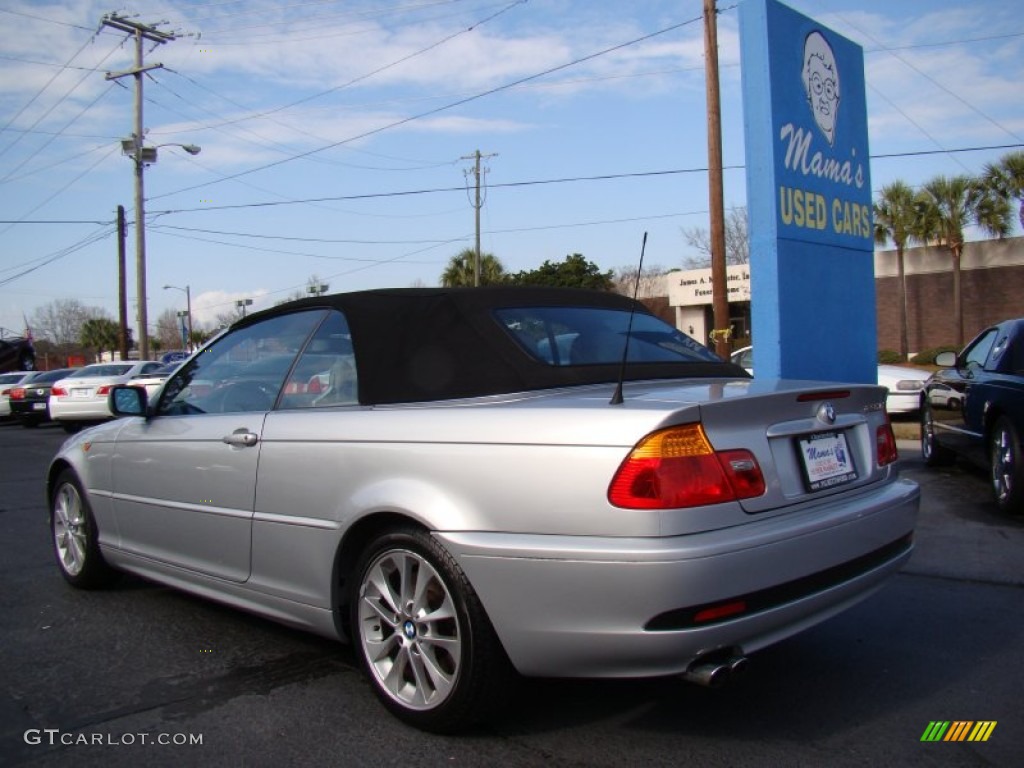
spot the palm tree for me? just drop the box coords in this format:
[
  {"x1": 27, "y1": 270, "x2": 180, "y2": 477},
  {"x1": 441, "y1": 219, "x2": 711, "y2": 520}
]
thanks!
[
  {"x1": 440, "y1": 248, "x2": 505, "y2": 287},
  {"x1": 983, "y1": 150, "x2": 1024, "y2": 229},
  {"x1": 873, "y1": 181, "x2": 918, "y2": 360},
  {"x1": 80, "y1": 317, "x2": 121, "y2": 362},
  {"x1": 916, "y1": 175, "x2": 1012, "y2": 346}
]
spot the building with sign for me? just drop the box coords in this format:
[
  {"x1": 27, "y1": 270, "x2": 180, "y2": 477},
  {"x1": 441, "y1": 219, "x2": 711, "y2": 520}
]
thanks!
[{"x1": 658, "y1": 236, "x2": 1023, "y2": 358}]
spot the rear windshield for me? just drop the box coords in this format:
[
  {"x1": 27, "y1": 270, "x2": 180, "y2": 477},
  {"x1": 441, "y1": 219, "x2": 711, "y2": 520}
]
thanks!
[
  {"x1": 77, "y1": 365, "x2": 134, "y2": 377},
  {"x1": 495, "y1": 306, "x2": 720, "y2": 366}
]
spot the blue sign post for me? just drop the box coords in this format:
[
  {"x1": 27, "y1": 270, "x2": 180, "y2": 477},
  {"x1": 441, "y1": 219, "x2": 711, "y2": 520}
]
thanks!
[{"x1": 739, "y1": 0, "x2": 875, "y2": 383}]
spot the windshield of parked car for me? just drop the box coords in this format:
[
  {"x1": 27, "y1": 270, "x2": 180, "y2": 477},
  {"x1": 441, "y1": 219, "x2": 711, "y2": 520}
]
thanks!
[{"x1": 495, "y1": 307, "x2": 720, "y2": 366}]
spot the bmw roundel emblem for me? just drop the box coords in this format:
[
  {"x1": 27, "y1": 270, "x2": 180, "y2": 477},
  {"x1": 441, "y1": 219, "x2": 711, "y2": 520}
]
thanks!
[{"x1": 819, "y1": 402, "x2": 837, "y2": 424}]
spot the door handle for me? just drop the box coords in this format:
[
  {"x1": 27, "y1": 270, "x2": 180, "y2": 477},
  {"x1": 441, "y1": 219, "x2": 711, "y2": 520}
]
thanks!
[{"x1": 222, "y1": 429, "x2": 259, "y2": 447}]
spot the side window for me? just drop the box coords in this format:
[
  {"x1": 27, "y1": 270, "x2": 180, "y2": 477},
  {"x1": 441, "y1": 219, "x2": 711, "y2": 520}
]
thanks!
[
  {"x1": 157, "y1": 310, "x2": 326, "y2": 415},
  {"x1": 280, "y1": 311, "x2": 358, "y2": 409},
  {"x1": 963, "y1": 329, "x2": 998, "y2": 371}
]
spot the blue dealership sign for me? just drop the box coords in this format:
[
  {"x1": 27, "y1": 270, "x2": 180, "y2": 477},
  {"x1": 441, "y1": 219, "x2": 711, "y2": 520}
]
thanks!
[{"x1": 740, "y1": 0, "x2": 876, "y2": 383}]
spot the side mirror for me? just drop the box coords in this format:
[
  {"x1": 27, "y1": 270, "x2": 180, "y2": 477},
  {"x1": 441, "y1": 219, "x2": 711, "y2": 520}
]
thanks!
[
  {"x1": 109, "y1": 384, "x2": 148, "y2": 417},
  {"x1": 934, "y1": 351, "x2": 957, "y2": 368}
]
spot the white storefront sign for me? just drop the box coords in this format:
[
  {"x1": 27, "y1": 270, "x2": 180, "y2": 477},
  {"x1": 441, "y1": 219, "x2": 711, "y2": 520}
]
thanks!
[{"x1": 669, "y1": 265, "x2": 752, "y2": 308}]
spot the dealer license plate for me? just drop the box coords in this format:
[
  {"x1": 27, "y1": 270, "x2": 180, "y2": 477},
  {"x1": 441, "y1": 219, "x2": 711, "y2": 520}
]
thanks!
[
  {"x1": 32, "y1": 402, "x2": 46, "y2": 410},
  {"x1": 72, "y1": 388, "x2": 92, "y2": 398},
  {"x1": 798, "y1": 431, "x2": 857, "y2": 491}
]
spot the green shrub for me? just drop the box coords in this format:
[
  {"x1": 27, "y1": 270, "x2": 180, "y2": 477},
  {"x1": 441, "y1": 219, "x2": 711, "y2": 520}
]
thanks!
[
  {"x1": 910, "y1": 345, "x2": 960, "y2": 365},
  {"x1": 877, "y1": 349, "x2": 904, "y2": 364}
]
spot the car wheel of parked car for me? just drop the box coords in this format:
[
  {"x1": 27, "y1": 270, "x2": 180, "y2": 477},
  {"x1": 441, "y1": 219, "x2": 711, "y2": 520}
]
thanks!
[
  {"x1": 921, "y1": 405, "x2": 955, "y2": 467},
  {"x1": 351, "y1": 527, "x2": 511, "y2": 733},
  {"x1": 990, "y1": 416, "x2": 1023, "y2": 516},
  {"x1": 60, "y1": 422, "x2": 80, "y2": 434},
  {"x1": 50, "y1": 470, "x2": 117, "y2": 589}
]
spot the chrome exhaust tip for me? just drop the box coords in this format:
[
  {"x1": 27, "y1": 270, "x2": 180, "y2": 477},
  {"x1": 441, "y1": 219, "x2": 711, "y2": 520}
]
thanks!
[{"x1": 681, "y1": 653, "x2": 749, "y2": 688}]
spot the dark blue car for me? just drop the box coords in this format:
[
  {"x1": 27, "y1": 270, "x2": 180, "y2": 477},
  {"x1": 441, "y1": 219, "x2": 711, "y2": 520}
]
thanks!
[{"x1": 922, "y1": 318, "x2": 1024, "y2": 515}]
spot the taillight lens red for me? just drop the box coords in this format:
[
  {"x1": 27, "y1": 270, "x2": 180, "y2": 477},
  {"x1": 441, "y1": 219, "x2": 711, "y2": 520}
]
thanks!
[
  {"x1": 96, "y1": 385, "x2": 111, "y2": 395},
  {"x1": 10, "y1": 387, "x2": 26, "y2": 400},
  {"x1": 876, "y1": 420, "x2": 898, "y2": 467},
  {"x1": 608, "y1": 424, "x2": 765, "y2": 509},
  {"x1": 51, "y1": 385, "x2": 67, "y2": 397}
]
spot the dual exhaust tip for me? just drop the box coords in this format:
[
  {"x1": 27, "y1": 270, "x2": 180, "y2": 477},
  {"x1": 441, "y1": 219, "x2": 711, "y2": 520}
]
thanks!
[{"x1": 682, "y1": 654, "x2": 749, "y2": 688}]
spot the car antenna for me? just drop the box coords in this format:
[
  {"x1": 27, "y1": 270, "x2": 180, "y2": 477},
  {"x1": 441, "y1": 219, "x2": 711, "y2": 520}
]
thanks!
[{"x1": 610, "y1": 231, "x2": 647, "y2": 406}]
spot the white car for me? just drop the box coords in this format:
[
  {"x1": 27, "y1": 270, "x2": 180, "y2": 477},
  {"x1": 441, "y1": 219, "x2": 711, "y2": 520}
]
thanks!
[
  {"x1": 0, "y1": 371, "x2": 34, "y2": 418},
  {"x1": 49, "y1": 361, "x2": 163, "y2": 431},
  {"x1": 730, "y1": 347, "x2": 930, "y2": 414}
]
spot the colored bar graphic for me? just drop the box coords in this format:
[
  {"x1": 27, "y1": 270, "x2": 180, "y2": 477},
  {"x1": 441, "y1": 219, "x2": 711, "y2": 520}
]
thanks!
[{"x1": 920, "y1": 721, "x2": 996, "y2": 742}]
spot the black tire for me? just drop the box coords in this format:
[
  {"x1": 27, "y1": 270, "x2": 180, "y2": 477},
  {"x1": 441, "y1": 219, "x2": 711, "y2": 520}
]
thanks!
[
  {"x1": 990, "y1": 416, "x2": 1023, "y2": 516},
  {"x1": 350, "y1": 526, "x2": 513, "y2": 733},
  {"x1": 60, "y1": 421, "x2": 81, "y2": 434},
  {"x1": 921, "y1": 404, "x2": 955, "y2": 467},
  {"x1": 49, "y1": 469, "x2": 117, "y2": 588}
]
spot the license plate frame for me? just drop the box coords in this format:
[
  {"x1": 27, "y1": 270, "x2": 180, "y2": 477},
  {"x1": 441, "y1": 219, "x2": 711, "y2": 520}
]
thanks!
[{"x1": 797, "y1": 430, "x2": 857, "y2": 492}]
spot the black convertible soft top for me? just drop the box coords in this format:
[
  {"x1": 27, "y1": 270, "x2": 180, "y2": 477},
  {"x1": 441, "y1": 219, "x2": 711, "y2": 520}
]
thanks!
[{"x1": 236, "y1": 287, "x2": 747, "y2": 405}]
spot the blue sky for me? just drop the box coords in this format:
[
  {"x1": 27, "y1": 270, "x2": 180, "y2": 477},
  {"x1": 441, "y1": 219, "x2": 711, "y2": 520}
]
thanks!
[{"x1": 1, "y1": 0, "x2": 1022, "y2": 339}]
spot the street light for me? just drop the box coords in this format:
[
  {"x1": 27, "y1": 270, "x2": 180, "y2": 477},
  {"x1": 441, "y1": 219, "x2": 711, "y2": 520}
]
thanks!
[
  {"x1": 122, "y1": 139, "x2": 201, "y2": 361},
  {"x1": 236, "y1": 298, "x2": 253, "y2": 318},
  {"x1": 308, "y1": 283, "x2": 329, "y2": 297},
  {"x1": 163, "y1": 284, "x2": 192, "y2": 350}
]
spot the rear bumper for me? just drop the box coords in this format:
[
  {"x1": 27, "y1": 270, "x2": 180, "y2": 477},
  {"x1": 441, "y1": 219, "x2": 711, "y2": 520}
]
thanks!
[
  {"x1": 437, "y1": 477, "x2": 919, "y2": 678},
  {"x1": 49, "y1": 397, "x2": 112, "y2": 421}
]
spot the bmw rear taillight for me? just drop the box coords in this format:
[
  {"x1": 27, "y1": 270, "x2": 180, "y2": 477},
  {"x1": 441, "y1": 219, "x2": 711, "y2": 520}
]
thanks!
[
  {"x1": 51, "y1": 385, "x2": 67, "y2": 397},
  {"x1": 10, "y1": 387, "x2": 25, "y2": 400},
  {"x1": 876, "y1": 419, "x2": 898, "y2": 467},
  {"x1": 608, "y1": 424, "x2": 765, "y2": 509}
]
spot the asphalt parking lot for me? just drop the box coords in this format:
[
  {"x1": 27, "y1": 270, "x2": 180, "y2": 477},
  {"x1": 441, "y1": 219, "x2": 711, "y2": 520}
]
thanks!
[{"x1": 1, "y1": 420, "x2": 1022, "y2": 766}]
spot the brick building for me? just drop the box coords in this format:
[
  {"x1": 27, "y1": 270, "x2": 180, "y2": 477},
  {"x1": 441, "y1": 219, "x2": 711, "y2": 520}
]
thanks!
[
  {"x1": 874, "y1": 236, "x2": 1024, "y2": 355},
  {"x1": 654, "y1": 236, "x2": 1023, "y2": 357}
]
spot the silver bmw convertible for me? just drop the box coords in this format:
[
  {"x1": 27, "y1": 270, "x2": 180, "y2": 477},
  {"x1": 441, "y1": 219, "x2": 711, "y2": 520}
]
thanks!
[{"x1": 48, "y1": 287, "x2": 919, "y2": 732}]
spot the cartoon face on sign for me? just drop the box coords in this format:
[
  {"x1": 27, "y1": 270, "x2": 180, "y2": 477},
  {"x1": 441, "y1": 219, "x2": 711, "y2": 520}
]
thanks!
[{"x1": 802, "y1": 31, "x2": 840, "y2": 146}]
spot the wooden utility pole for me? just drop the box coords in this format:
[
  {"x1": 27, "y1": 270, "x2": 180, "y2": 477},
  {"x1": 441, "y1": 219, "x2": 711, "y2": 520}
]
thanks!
[
  {"x1": 102, "y1": 13, "x2": 177, "y2": 361},
  {"x1": 461, "y1": 150, "x2": 497, "y2": 286},
  {"x1": 117, "y1": 205, "x2": 128, "y2": 360},
  {"x1": 703, "y1": 0, "x2": 730, "y2": 358}
]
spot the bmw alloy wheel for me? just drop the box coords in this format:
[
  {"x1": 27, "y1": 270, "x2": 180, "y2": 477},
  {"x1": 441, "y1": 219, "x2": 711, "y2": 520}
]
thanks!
[
  {"x1": 357, "y1": 547, "x2": 462, "y2": 711},
  {"x1": 50, "y1": 470, "x2": 116, "y2": 588},
  {"x1": 352, "y1": 527, "x2": 511, "y2": 732},
  {"x1": 53, "y1": 481, "x2": 87, "y2": 577}
]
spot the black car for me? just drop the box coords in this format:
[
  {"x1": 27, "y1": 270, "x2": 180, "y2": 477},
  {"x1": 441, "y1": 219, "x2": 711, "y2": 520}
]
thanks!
[
  {"x1": 921, "y1": 318, "x2": 1024, "y2": 515},
  {"x1": 9, "y1": 368, "x2": 79, "y2": 427},
  {"x1": 0, "y1": 327, "x2": 35, "y2": 373}
]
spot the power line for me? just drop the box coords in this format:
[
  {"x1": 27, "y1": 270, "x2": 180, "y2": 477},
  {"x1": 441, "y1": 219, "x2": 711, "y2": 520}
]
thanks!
[{"x1": 149, "y1": 12, "x2": 706, "y2": 202}]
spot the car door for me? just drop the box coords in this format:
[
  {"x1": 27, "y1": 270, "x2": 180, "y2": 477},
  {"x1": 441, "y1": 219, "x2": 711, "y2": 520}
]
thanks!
[
  {"x1": 110, "y1": 309, "x2": 327, "y2": 582},
  {"x1": 932, "y1": 328, "x2": 999, "y2": 458}
]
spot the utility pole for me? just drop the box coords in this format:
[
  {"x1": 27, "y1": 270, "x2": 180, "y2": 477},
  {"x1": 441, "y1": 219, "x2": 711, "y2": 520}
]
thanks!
[
  {"x1": 461, "y1": 150, "x2": 497, "y2": 286},
  {"x1": 116, "y1": 205, "x2": 128, "y2": 360},
  {"x1": 102, "y1": 13, "x2": 177, "y2": 362},
  {"x1": 703, "y1": 0, "x2": 730, "y2": 359}
]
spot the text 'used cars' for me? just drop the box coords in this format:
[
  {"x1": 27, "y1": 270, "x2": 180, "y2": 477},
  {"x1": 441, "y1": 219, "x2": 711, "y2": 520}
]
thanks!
[{"x1": 48, "y1": 288, "x2": 920, "y2": 732}]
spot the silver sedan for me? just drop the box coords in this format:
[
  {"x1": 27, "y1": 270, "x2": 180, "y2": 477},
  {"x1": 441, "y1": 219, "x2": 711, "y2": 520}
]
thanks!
[{"x1": 48, "y1": 287, "x2": 919, "y2": 732}]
